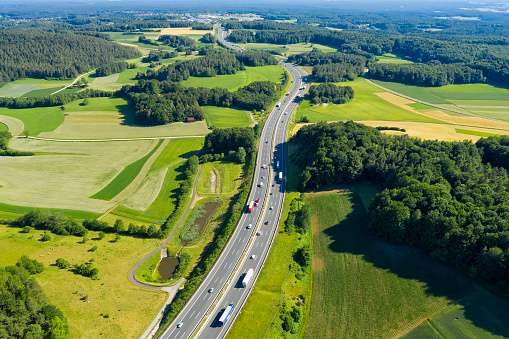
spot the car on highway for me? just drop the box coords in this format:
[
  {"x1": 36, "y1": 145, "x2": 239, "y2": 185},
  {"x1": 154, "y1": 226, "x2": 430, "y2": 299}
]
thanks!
[
  {"x1": 177, "y1": 322, "x2": 183, "y2": 328},
  {"x1": 269, "y1": 206, "x2": 273, "y2": 210},
  {"x1": 265, "y1": 220, "x2": 269, "y2": 225},
  {"x1": 250, "y1": 255, "x2": 256, "y2": 259},
  {"x1": 255, "y1": 198, "x2": 260, "y2": 206},
  {"x1": 262, "y1": 164, "x2": 266, "y2": 168},
  {"x1": 256, "y1": 231, "x2": 261, "y2": 236},
  {"x1": 208, "y1": 288, "x2": 214, "y2": 293},
  {"x1": 246, "y1": 224, "x2": 252, "y2": 229},
  {"x1": 261, "y1": 176, "x2": 264, "y2": 179}
]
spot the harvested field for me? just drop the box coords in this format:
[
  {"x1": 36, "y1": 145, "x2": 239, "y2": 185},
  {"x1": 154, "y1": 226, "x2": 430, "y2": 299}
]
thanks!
[
  {"x1": 122, "y1": 167, "x2": 168, "y2": 211},
  {"x1": 0, "y1": 115, "x2": 24, "y2": 135},
  {"x1": 159, "y1": 27, "x2": 212, "y2": 36},
  {"x1": 0, "y1": 83, "x2": 39, "y2": 97},
  {"x1": 0, "y1": 138, "x2": 156, "y2": 213},
  {"x1": 63, "y1": 111, "x2": 126, "y2": 124}
]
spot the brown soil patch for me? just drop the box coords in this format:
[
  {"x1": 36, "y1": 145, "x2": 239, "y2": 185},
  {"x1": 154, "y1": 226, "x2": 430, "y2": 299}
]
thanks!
[
  {"x1": 313, "y1": 255, "x2": 325, "y2": 272},
  {"x1": 159, "y1": 27, "x2": 212, "y2": 36},
  {"x1": 209, "y1": 169, "x2": 217, "y2": 194},
  {"x1": 311, "y1": 214, "x2": 320, "y2": 236},
  {"x1": 306, "y1": 187, "x2": 351, "y2": 196}
]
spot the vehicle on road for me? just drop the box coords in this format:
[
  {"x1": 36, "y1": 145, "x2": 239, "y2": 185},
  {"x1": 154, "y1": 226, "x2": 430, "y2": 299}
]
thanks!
[
  {"x1": 208, "y1": 288, "x2": 214, "y2": 293},
  {"x1": 218, "y1": 304, "x2": 234, "y2": 326},
  {"x1": 262, "y1": 164, "x2": 266, "y2": 168},
  {"x1": 255, "y1": 198, "x2": 260, "y2": 206},
  {"x1": 246, "y1": 224, "x2": 252, "y2": 229},
  {"x1": 256, "y1": 231, "x2": 261, "y2": 236},
  {"x1": 269, "y1": 206, "x2": 273, "y2": 210},
  {"x1": 247, "y1": 201, "x2": 254, "y2": 213},
  {"x1": 250, "y1": 255, "x2": 256, "y2": 259},
  {"x1": 177, "y1": 322, "x2": 183, "y2": 328},
  {"x1": 242, "y1": 269, "x2": 254, "y2": 288},
  {"x1": 279, "y1": 172, "x2": 283, "y2": 181},
  {"x1": 265, "y1": 220, "x2": 269, "y2": 225},
  {"x1": 259, "y1": 182, "x2": 263, "y2": 187},
  {"x1": 276, "y1": 161, "x2": 280, "y2": 169},
  {"x1": 276, "y1": 102, "x2": 281, "y2": 108}
]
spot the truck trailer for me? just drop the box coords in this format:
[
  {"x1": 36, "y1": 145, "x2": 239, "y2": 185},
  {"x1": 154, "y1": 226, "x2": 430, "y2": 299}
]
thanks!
[
  {"x1": 242, "y1": 268, "x2": 254, "y2": 288},
  {"x1": 247, "y1": 201, "x2": 254, "y2": 213},
  {"x1": 218, "y1": 304, "x2": 234, "y2": 326}
]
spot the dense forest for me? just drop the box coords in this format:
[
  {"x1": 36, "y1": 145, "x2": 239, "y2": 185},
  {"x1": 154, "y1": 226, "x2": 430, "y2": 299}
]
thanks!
[
  {"x1": 307, "y1": 83, "x2": 354, "y2": 105},
  {"x1": 368, "y1": 63, "x2": 486, "y2": 87},
  {"x1": 95, "y1": 61, "x2": 135, "y2": 77},
  {"x1": 203, "y1": 127, "x2": 257, "y2": 159},
  {"x1": 119, "y1": 79, "x2": 280, "y2": 125},
  {"x1": 0, "y1": 261, "x2": 70, "y2": 338},
  {"x1": 291, "y1": 121, "x2": 509, "y2": 299},
  {"x1": 142, "y1": 50, "x2": 178, "y2": 63},
  {"x1": 140, "y1": 48, "x2": 277, "y2": 82},
  {"x1": 158, "y1": 35, "x2": 197, "y2": 50},
  {"x1": 0, "y1": 30, "x2": 140, "y2": 84}
]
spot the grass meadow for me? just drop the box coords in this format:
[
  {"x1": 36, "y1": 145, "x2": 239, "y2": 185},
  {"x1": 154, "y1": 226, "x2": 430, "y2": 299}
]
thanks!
[
  {"x1": 181, "y1": 65, "x2": 286, "y2": 91},
  {"x1": 304, "y1": 188, "x2": 480, "y2": 339},
  {"x1": 202, "y1": 106, "x2": 253, "y2": 129},
  {"x1": 237, "y1": 42, "x2": 336, "y2": 55},
  {"x1": 376, "y1": 53, "x2": 414, "y2": 64},
  {"x1": 295, "y1": 78, "x2": 446, "y2": 123},
  {"x1": 0, "y1": 224, "x2": 166, "y2": 339}
]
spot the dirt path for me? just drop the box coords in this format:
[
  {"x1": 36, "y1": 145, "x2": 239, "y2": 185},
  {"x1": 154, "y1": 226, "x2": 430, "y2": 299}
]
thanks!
[
  {"x1": 210, "y1": 169, "x2": 217, "y2": 193},
  {"x1": 51, "y1": 70, "x2": 95, "y2": 95},
  {"x1": 249, "y1": 111, "x2": 258, "y2": 127}
]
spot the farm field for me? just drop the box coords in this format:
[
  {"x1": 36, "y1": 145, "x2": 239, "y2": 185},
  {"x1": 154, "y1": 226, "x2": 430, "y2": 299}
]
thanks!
[
  {"x1": 181, "y1": 65, "x2": 286, "y2": 91},
  {"x1": 202, "y1": 106, "x2": 253, "y2": 129},
  {"x1": 375, "y1": 53, "x2": 414, "y2": 64},
  {"x1": 236, "y1": 42, "x2": 336, "y2": 55},
  {"x1": 0, "y1": 224, "x2": 166, "y2": 339},
  {"x1": 1, "y1": 137, "x2": 157, "y2": 213},
  {"x1": 0, "y1": 83, "x2": 40, "y2": 97},
  {"x1": 295, "y1": 78, "x2": 446, "y2": 124},
  {"x1": 109, "y1": 137, "x2": 203, "y2": 225},
  {"x1": 304, "y1": 188, "x2": 479, "y2": 339},
  {"x1": 403, "y1": 289, "x2": 509, "y2": 339}
]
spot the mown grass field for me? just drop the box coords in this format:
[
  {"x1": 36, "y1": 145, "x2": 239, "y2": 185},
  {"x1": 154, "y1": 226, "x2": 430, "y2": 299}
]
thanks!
[
  {"x1": 197, "y1": 161, "x2": 243, "y2": 196},
  {"x1": 295, "y1": 78, "x2": 446, "y2": 123},
  {"x1": 0, "y1": 83, "x2": 39, "y2": 97},
  {"x1": 237, "y1": 42, "x2": 336, "y2": 55},
  {"x1": 376, "y1": 53, "x2": 414, "y2": 64},
  {"x1": 91, "y1": 139, "x2": 164, "y2": 200},
  {"x1": 181, "y1": 65, "x2": 286, "y2": 91},
  {"x1": 304, "y1": 188, "x2": 478, "y2": 339},
  {"x1": 403, "y1": 289, "x2": 509, "y2": 339},
  {"x1": 202, "y1": 106, "x2": 253, "y2": 129},
  {"x1": 0, "y1": 105, "x2": 64, "y2": 136},
  {"x1": 111, "y1": 138, "x2": 203, "y2": 224},
  {"x1": 0, "y1": 224, "x2": 166, "y2": 339}
]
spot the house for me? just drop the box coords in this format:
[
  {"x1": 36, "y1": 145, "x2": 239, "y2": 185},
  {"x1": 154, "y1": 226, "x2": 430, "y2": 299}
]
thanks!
[{"x1": 186, "y1": 117, "x2": 196, "y2": 122}]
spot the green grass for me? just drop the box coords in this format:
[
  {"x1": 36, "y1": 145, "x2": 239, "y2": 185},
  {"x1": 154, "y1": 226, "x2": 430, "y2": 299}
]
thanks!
[
  {"x1": 304, "y1": 188, "x2": 476, "y2": 338},
  {"x1": 237, "y1": 42, "x2": 336, "y2": 55},
  {"x1": 455, "y1": 129, "x2": 502, "y2": 137},
  {"x1": 407, "y1": 103, "x2": 436, "y2": 110},
  {"x1": 296, "y1": 78, "x2": 446, "y2": 124},
  {"x1": 0, "y1": 123, "x2": 7, "y2": 132},
  {"x1": 0, "y1": 202, "x2": 100, "y2": 220},
  {"x1": 429, "y1": 82, "x2": 509, "y2": 94},
  {"x1": 91, "y1": 139, "x2": 164, "y2": 200},
  {"x1": 376, "y1": 53, "x2": 414, "y2": 64},
  {"x1": 0, "y1": 83, "x2": 39, "y2": 97},
  {"x1": 24, "y1": 87, "x2": 64, "y2": 97},
  {"x1": 431, "y1": 92, "x2": 509, "y2": 101},
  {"x1": 197, "y1": 161, "x2": 243, "y2": 196},
  {"x1": 202, "y1": 106, "x2": 252, "y2": 129},
  {"x1": 403, "y1": 289, "x2": 509, "y2": 339},
  {"x1": 181, "y1": 65, "x2": 286, "y2": 91},
  {"x1": 372, "y1": 80, "x2": 451, "y2": 104},
  {"x1": 0, "y1": 224, "x2": 166, "y2": 338},
  {"x1": 112, "y1": 138, "x2": 203, "y2": 224}
]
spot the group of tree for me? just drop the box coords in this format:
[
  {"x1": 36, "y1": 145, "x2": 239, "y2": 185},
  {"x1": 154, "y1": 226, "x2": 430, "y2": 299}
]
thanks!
[
  {"x1": 200, "y1": 33, "x2": 216, "y2": 44},
  {"x1": 118, "y1": 79, "x2": 279, "y2": 125},
  {"x1": 368, "y1": 62, "x2": 486, "y2": 86},
  {"x1": 142, "y1": 50, "x2": 178, "y2": 63},
  {"x1": 140, "y1": 48, "x2": 277, "y2": 82},
  {"x1": 0, "y1": 131, "x2": 34, "y2": 156},
  {"x1": 73, "y1": 262, "x2": 99, "y2": 279},
  {"x1": 158, "y1": 34, "x2": 197, "y2": 50},
  {"x1": 0, "y1": 30, "x2": 140, "y2": 85},
  {"x1": 178, "y1": 155, "x2": 199, "y2": 204},
  {"x1": 14, "y1": 209, "x2": 88, "y2": 237},
  {"x1": 95, "y1": 61, "x2": 135, "y2": 77},
  {"x1": 203, "y1": 127, "x2": 257, "y2": 161},
  {"x1": 291, "y1": 121, "x2": 509, "y2": 299},
  {"x1": 137, "y1": 35, "x2": 159, "y2": 46},
  {"x1": 0, "y1": 258, "x2": 69, "y2": 338},
  {"x1": 0, "y1": 88, "x2": 111, "y2": 109},
  {"x1": 307, "y1": 83, "x2": 354, "y2": 105}
]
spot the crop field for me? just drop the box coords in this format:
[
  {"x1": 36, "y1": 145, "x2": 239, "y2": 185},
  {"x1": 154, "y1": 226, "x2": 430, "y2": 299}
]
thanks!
[
  {"x1": 91, "y1": 139, "x2": 164, "y2": 200},
  {"x1": 159, "y1": 27, "x2": 212, "y2": 36},
  {"x1": 376, "y1": 53, "x2": 414, "y2": 64},
  {"x1": 1, "y1": 137, "x2": 156, "y2": 213},
  {"x1": 0, "y1": 83, "x2": 39, "y2": 97},
  {"x1": 196, "y1": 161, "x2": 243, "y2": 196},
  {"x1": 111, "y1": 137, "x2": 203, "y2": 224},
  {"x1": 295, "y1": 78, "x2": 446, "y2": 124},
  {"x1": 181, "y1": 65, "x2": 286, "y2": 91},
  {"x1": 236, "y1": 42, "x2": 336, "y2": 55},
  {"x1": 372, "y1": 80, "x2": 451, "y2": 104},
  {"x1": 304, "y1": 188, "x2": 477, "y2": 339},
  {"x1": 0, "y1": 115, "x2": 24, "y2": 135},
  {"x1": 202, "y1": 106, "x2": 253, "y2": 129},
  {"x1": 0, "y1": 224, "x2": 166, "y2": 339},
  {"x1": 403, "y1": 289, "x2": 509, "y2": 339},
  {"x1": 88, "y1": 73, "x2": 124, "y2": 91}
]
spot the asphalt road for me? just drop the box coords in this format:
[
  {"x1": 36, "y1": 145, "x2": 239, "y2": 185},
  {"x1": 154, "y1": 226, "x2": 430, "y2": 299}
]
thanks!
[{"x1": 159, "y1": 27, "x2": 308, "y2": 339}]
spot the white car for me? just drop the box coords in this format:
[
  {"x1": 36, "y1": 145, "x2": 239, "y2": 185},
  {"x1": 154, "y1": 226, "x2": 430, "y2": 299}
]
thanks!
[
  {"x1": 250, "y1": 255, "x2": 256, "y2": 259},
  {"x1": 247, "y1": 224, "x2": 252, "y2": 229},
  {"x1": 177, "y1": 323, "x2": 183, "y2": 328},
  {"x1": 262, "y1": 164, "x2": 266, "y2": 168},
  {"x1": 208, "y1": 288, "x2": 214, "y2": 293}
]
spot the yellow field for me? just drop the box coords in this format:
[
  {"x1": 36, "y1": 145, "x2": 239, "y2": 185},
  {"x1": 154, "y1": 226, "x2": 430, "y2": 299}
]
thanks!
[
  {"x1": 63, "y1": 111, "x2": 126, "y2": 124},
  {"x1": 159, "y1": 27, "x2": 212, "y2": 36}
]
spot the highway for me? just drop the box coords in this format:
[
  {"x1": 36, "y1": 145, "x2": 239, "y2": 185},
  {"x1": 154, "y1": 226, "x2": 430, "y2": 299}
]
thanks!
[{"x1": 159, "y1": 26, "x2": 308, "y2": 339}]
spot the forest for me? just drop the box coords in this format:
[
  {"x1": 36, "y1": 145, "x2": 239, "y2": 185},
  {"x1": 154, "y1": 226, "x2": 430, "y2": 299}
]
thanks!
[
  {"x1": 291, "y1": 121, "x2": 509, "y2": 299},
  {"x1": 95, "y1": 61, "x2": 136, "y2": 77},
  {"x1": 0, "y1": 261, "x2": 69, "y2": 338},
  {"x1": 307, "y1": 83, "x2": 354, "y2": 105},
  {"x1": 0, "y1": 89, "x2": 112, "y2": 109},
  {"x1": 0, "y1": 30, "x2": 140, "y2": 84},
  {"x1": 203, "y1": 127, "x2": 256, "y2": 158},
  {"x1": 119, "y1": 79, "x2": 279, "y2": 125},
  {"x1": 158, "y1": 35, "x2": 197, "y2": 50},
  {"x1": 142, "y1": 50, "x2": 178, "y2": 63}
]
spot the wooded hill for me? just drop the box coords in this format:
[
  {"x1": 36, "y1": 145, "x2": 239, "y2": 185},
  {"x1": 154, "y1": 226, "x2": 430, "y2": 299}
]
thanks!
[
  {"x1": 291, "y1": 121, "x2": 509, "y2": 299},
  {"x1": 0, "y1": 30, "x2": 141, "y2": 85}
]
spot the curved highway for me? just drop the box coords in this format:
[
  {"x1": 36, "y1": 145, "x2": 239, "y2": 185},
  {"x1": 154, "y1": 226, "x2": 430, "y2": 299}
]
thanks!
[{"x1": 158, "y1": 26, "x2": 308, "y2": 339}]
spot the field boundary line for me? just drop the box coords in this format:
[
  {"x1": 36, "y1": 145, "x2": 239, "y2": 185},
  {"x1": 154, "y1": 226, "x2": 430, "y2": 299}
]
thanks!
[{"x1": 18, "y1": 135, "x2": 205, "y2": 142}]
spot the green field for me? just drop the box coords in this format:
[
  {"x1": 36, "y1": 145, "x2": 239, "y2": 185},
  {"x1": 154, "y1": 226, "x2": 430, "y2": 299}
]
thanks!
[
  {"x1": 0, "y1": 202, "x2": 100, "y2": 221},
  {"x1": 455, "y1": 129, "x2": 501, "y2": 137},
  {"x1": 181, "y1": 65, "x2": 286, "y2": 91},
  {"x1": 372, "y1": 80, "x2": 451, "y2": 104},
  {"x1": 0, "y1": 224, "x2": 166, "y2": 338},
  {"x1": 0, "y1": 105, "x2": 64, "y2": 136},
  {"x1": 202, "y1": 106, "x2": 253, "y2": 129},
  {"x1": 111, "y1": 138, "x2": 203, "y2": 224},
  {"x1": 403, "y1": 289, "x2": 509, "y2": 339},
  {"x1": 304, "y1": 188, "x2": 477, "y2": 338},
  {"x1": 197, "y1": 161, "x2": 243, "y2": 196},
  {"x1": 0, "y1": 83, "x2": 39, "y2": 97},
  {"x1": 91, "y1": 139, "x2": 164, "y2": 200},
  {"x1": 376, "y1": 53, "x2": 414, "y2": 64},
  {"x1": 237, "y1": 42, "x2": 336, "y2": 55},
  {"x1": 296, "y1": 78, "x2": 446, "y2": 123}
]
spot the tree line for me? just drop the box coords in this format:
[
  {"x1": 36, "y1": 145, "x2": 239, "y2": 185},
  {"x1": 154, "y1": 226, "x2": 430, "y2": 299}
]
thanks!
[
  {"x1": 0, "y1": 30, "x2": 141, "y2": 85},
  {"x1": 0, "y1": 89, "x2": 112, "y2": 109},
  {"x1": 307, "y1": 83, "x2": 354, "y2": 105},
  {"x1": 0, "y1": 131, "x2": 34, "y2": 156},
  {"x1": 142, "y1": 50, "x2": 178, "y2": 63},
  {"x1": 95, "y1": 61, "x2": 136, "y2": 77},
  {"x1": 0, "y1": 258, "x2": 69, "y2": 338},
  {"x1": 291, "y1": 121, "x2": 509, "y2": 299},
  {"x1": 158, "y1": 34, "x2": 197, "y2": 50}
]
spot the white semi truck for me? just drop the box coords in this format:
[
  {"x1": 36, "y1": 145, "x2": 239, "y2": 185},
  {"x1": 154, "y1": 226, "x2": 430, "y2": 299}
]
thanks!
[{"x1": 242, "y1": 268, "x2": 254, "y2": 288}]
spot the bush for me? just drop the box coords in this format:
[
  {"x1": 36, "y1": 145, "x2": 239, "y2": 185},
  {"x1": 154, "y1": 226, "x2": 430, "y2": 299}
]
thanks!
[
  {"x1": 16, "y1": 255, "x2": 44, "y2": 274},
  {"x1": 40, "y1": 233, "x2": 51, "y2": 242},
  {"x1": 55, "y1": 258, "x2": 70, "y2": 269}
]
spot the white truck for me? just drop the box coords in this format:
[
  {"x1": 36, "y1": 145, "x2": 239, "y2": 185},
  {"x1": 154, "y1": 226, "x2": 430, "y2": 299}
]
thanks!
[{"x1": 242, "y1": 268, "x2": 254, "y2": 288}]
